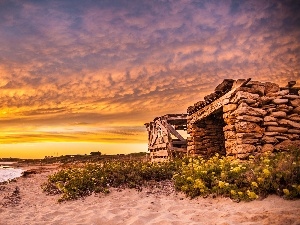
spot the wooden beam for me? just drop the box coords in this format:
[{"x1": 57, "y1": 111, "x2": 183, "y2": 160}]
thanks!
[
  {"x1": 164, "y1": 122, "x2": 186, "y2": 142},
  {"x1": 170, "y1": 147, "x2": 187, "y2": 153},
  {"x1": 188, "y1": 78, "x2": 251, "y2": 124}
]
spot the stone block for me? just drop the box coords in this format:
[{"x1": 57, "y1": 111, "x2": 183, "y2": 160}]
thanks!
[
  {"x1": 275, "y1": 140, "x2": 300, "y2": 151},
  {"x1": 288, "y1": 114, "x2": 300, "y2": 122},
  {"x1": 223, "y1": 125, "x2": 235, "y2": 131},
  {"x1": 235, "y1": 121, "x2": 264, "y2": 133},
  {"x1": 262, "y1": 144, "x2": 274, "y2": 153},
  {"x1": 286, "y1": 134, "x2": 299, "y2": 140},
  {"x1": 278, "y1": 119, "x2": 300, "y2": 129},
  {"x1": 275, "y1": 136, "x2": 289, "y2": 141},
  {"x1": 223, "y1": 104, "x2": 238, "y2": 112},
  {"x1": 236, "y1": 138, "x2": 259, "y2": 145},
  {"x1": 236, "y1": 144, "x2": 256, "y2": 154},
  {"x1": 265, "y1": 82, "x2": 280, "y2": 94},
  {"x1": 293, "y1": 106, "x2": 300, "y2": 114},
  {"x1": 231, "y1": 91, "x2": 259, "y2": 104},
  {"x1": 266, "y1": 126, "x2": 288, "y2": 133},
  {"x1": 235, "y1": 104, "x2": 267, "y2": 117},
  {"x1": 291, "y1": 99, "x2": 300, "y2": 107},
  {"x1": 263, "y1": 122, "x2": 278, "y2": 126},
  {"x1": 285, "y1": 95, "x2": 300, "y2": 99},
  {"x1": 287, "y1": 129, "x2": 300, "y2": 134},
  {"x1": 270, "y1": 111, "x2": 287, "y2": 118},
  {"x1": 237, "y1": 115, "x2": 263, "y2": 123},
  {"x1": 273, "y1": 98, "x2": 289, "y2": 104},
  {"x1": 264, "y1": 116, "x2": 277, "y2": 122},
  {"x1": 264, "y1": 132, "x2": 279, "y2": 136},
  {"x1": 224, "y1": 131, "x2": 236, "y2": 139},
  {"x1": 262, "y1": 136, "x2": 278, "y2": 144},
  {"x1": 236, "y1": 133, "x2": 263, "y2": 139},
  {"x1": 276, "y1": 105, "x2": 294, "y2": 113}
]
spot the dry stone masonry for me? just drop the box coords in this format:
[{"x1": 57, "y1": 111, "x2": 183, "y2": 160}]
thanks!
[
  {"x1": 187, "y1": 78, "x2": 300, "y2": 159},
  {"x1": 145, "y1": 78, "x2": 300, "y2": 162}
]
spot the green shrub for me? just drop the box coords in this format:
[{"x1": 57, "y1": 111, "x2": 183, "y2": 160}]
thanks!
[{"x1": 42, "y1": 160, "x2": 179, "y2": 202}]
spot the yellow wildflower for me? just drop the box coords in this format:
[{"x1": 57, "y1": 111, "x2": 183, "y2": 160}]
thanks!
[
  {"x1": 283, "y1": 189, "x2": 290, "y2": 196},
  {"x1": 251, "y1": 182, "x2": 258, "y2": 188}
]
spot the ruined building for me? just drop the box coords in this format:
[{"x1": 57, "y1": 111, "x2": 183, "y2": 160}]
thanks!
[
  {"x1": 144, "y1": 114, "x2": 187, "y2": 162},
  {"x1": 145, "y1": 78, "x2": 300, "y2": 161}
]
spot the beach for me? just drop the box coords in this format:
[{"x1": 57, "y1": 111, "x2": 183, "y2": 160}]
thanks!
[{"x1": 0, "y1": 164, "x2": 299, "y2": 225}]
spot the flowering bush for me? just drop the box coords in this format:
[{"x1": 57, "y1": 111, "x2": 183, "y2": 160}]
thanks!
[
  {"x1": 172, "y1": 149, "x2": 300, "y2": 201},
  {"x1": 42, "y1": 149, "x2": 300, "y2": 202},
  {"x1": 42, "y1": 160, "x2": 180, "y2": 202}
]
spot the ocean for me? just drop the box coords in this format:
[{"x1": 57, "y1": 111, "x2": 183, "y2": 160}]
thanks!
[{"x1": 0, "y1": 164, "x2": 24, "y2": 182}]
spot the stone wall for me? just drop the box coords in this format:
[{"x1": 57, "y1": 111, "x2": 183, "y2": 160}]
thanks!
[
  {"x1": 187, "y1": 79, "x2": 300, "y2": 159},
  {"x1": 187, "y1": 112, "x2": 226, "y2": 157}
]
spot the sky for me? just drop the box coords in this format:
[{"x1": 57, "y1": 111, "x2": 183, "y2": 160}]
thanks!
[{"x1": 0, "y1": 0, "x2": 300, "y2": 158}]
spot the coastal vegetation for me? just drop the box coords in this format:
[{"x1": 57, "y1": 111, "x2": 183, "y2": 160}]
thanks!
[{"x1": 42, "y1": 149, "x2": 300, "y2": 202}]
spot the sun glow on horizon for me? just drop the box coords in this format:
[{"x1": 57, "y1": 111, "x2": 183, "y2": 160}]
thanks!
[{"x1": 0, "y1": 142, "x2": 148, "y2": 159}]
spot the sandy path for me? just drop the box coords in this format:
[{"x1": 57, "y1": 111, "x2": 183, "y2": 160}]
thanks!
[{"x1": 0, "y1": 165, "x2": 299, "y2": 225}]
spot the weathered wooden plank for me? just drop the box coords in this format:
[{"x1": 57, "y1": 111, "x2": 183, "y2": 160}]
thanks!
[
  {"x1": 164, "y1": 122, "x2": 186, "y2": 141},
  {"x1": 188, "y1": 78, "x2": 251, "y2": 124},
  {"x1": 170, "y1": 147, "x2": 187, "y2": 153},
  {"x1": 149, "y1": 143, "x2": 167, "y2": 149},
  {"x1": 172, "y1": 140, "x2": 187, "y2": 145}
]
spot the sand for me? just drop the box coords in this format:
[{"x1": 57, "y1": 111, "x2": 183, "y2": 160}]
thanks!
[{"x1": 0, "y1": 164, "x2": 300, "y2": 225}]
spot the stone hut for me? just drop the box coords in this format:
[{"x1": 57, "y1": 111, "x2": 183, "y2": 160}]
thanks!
[{"x1": 187, "y1": 78, "x2": 300, "y2": 159}]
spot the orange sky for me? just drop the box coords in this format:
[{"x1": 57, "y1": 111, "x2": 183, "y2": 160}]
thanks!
[{"x1": 0, "y1": 0, "x2": 299, "y2": 158}]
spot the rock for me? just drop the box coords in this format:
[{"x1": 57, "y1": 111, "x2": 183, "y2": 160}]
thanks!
[
  {"x1": 287, "y1": 129, "x2": 300, "y2": 134},
  {"x1": 291, "y1": 99, "x2": 300, "y2": 107},
  {"x1": 270, "y1": 90, "x2": 289, "y2": 96},
  {"x1": 223, "y1": 104, "x2": 237, "y2": 112},
  {"x1": 236, "y1": 133, "x2": 263, "y2": 139},
  {"x1": 286, "y1": 134, "x2": 299, "y2": 140},
  {"x1": 237, "y1": 138, "x2": 259, "y2": 145},
  {"x1": 288, "y1": 114, "x2": 300, "y2": 122},
  {"x1": 224, "y1": 131, "x2": 236, "y2": 139},
  {"x1": 240, "y1": 99, "x2": 257, "y2": 105},
  {"x1": 235, "y1": 104, "x2": 267, "y2": 117},
  {"x1": 237, "y1": 115, "x2": 263, "y2": 123},
  {"x1": 260, "y1": 96, "x2": 273, "y2": 105},
  {"x1": 273, "y1": 98, "x2": 289, "y2": 104},
  {"x1": 235, "y1": 122, "x2": 264, "y2": 133},
  {"x1": 262, "y1": 136, "x2": 278, "y2": 143},
  {"x1": 270, "y1": 111, "x2": 287, "y2": 118},
  {"x1": 275, "y1": 140, "x2": 300, "y2": 151},
  {"x1": 262, "y1": 144, "x2": 274, "y2": 152},
  {"x1": 285, "y1": 95, "x2": 300, "y2": 99},
  {"x1": 223, "y1": 125, "x2": 235, "y2": 131},
  {"x1": 264, "y1": 116, "x2": 277, "y2": 122},
  {"x1": 231, "y1": 91, "x2": 259, "y2": 104},
  {"x1": 266, "y1": 126, "x2": 288, "y2": 133},
  {"x1": 278, "y1": 119, "x2": 300, "y2": 129},
  {"x1": 265, "y1": 82, "x2": 280, "y2": 94},
  {"x1": 276, "y1": 105, "x2": 294, "y2": 113},
  {"x1": 293, "y1": 106, "x2": 300, "y2": 114},
  {"x1": 225, "y1": 140, "x2": 237, "y2": 155},
  {"x1": 236, "y1": 144, "x2": 256, "y2": 154},
  {"x1": 237, "y1": 153, "x2": 251, "y2": 159},
  {"x1": 264, "y1": 132, "x2": 279, "y2": 136},
  {"x1": 251, "y1": 84, "x2": 265, "y2": 96},
  {"x1": 263, "y1": 122, "x2": 278, "y2": 126},
  {"x1": 275, "y1": 136, "x2": 289, "y2": 140}
]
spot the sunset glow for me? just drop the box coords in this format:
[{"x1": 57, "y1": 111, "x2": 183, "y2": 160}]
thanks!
[{"x1": 0, "y1": 0, "x2": 299, "y2": 158}]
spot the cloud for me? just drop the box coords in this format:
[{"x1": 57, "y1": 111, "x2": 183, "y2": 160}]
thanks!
[{"x1": 0, "y1": 0, "x2": 299, "y2": 148}]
